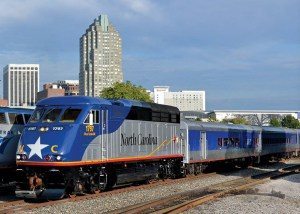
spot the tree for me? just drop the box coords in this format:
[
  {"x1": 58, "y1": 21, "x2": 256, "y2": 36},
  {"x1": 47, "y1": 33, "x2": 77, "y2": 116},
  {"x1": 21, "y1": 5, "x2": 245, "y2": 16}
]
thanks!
[
  {"x1": 222, "y1": 117, "x2": 250, "y2": 125},
  {"x1": 281, "y1": 115, "x2": 300, "y2": 129},
  {"x1": 100, "y1": 81, "x2": 152, "y2": 102},
  {"x1": 269, "y1": 118, "x2": 281, "y2": 127},
  {"x1": 207, "y1": 115, "x2": 218, "y2": 122}
]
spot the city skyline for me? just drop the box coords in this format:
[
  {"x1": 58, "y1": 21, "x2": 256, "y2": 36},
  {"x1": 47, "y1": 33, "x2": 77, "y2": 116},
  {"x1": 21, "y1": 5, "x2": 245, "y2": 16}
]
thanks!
[{"x1": 0, "y1": 0, "x2": 299, "y2": 110}]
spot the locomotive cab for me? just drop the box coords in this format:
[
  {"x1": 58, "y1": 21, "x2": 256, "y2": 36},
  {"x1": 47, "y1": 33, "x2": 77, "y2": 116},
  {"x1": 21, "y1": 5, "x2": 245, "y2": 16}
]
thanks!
[{"x1": 16, "y1": 106, "x2": 87, "y2": 163}]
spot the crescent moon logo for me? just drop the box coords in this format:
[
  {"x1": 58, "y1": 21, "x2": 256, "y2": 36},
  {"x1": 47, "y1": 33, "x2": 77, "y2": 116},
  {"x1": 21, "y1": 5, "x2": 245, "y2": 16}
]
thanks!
[{"x1": 51, "y1": 145, "x2": 58, "y2": 153}]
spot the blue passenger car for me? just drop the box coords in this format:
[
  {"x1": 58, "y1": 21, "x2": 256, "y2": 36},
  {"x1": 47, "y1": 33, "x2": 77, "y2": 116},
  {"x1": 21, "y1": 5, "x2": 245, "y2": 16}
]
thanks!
[
  {"x1": 261, "y1": 127, "x2": 299, "y2": 158},
  {"x1": 0, "y1": 107, "x2": 33, "y2": 185},
  {"x1": 181, "y1": 120, "x2": 262, "y2": 173}
]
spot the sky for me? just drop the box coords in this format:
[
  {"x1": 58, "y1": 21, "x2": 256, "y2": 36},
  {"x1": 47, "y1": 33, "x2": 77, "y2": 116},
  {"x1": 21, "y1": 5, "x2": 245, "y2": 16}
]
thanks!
[{"x1": 0, "y1": 0, "x2": 299, "y2": 110}]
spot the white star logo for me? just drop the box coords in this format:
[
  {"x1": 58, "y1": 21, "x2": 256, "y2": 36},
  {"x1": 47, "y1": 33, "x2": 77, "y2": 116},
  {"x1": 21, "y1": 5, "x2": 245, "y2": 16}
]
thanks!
[{"x1": 27, "y1": 137, "x2": 49, "y2": 159}]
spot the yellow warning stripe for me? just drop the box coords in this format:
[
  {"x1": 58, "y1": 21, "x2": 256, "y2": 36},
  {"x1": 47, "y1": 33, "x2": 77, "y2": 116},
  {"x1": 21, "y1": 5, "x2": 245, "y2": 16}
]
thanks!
[{"x1": 147, "y1": 138, "x2": 173, "y2": 156}]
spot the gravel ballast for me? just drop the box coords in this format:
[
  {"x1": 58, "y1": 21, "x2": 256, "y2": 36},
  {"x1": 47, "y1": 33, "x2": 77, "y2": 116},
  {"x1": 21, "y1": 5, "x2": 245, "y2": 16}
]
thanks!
[
  {"x1": 187, "y1": 173, "x2": 300, "y2": 214},
  {"x1": 27, "y1": 159, "x2": 300, "y2": 214},
  {"x1": 187, "y1": 194, "x2": 300, "y2": 214}
]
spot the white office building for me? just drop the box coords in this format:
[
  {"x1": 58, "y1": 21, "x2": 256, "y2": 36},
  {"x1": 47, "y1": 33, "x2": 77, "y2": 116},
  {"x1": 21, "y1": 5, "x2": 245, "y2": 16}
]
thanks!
[
  {"x1": 3, "y1": 64, "x2": 39, "y2": 106},
  {"x1": 151, "y1": 86, "x2": 206, "y2": 111},
  {"x1": 210, "y1": 110, "x2": 299, "y2": 126}
]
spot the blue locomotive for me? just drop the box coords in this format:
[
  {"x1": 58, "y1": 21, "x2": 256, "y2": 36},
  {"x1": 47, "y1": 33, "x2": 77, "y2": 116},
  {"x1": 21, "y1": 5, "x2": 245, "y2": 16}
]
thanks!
[
  {"x1": 15, "y1": 96, "x2": 183, "y2": 198},
  {"x1": 0, "y1": 107, "x2": 33, "y2": 186},
  {"x1": 15, "y1": 96, "x2": 300, "y2": 199}
]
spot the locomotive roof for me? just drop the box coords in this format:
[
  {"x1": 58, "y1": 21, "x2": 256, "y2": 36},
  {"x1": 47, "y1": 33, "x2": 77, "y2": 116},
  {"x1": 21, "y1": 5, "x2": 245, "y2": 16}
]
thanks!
[
  {"x1": 114, "y1": 99, "x2": 179, "y2": 114},
  {"x1": 181, "y1": 119, "x2": 261, "y2": 131},
  {"x1": 147, "y1": 102, "x2": 179, "y2": 114},
  {"x1": 36, "y1": 96, "x2": 180, "y2": 114},
  {"x1": 0, "y1": 107, "x2": 33, "y2": 114},
  {"x1": 37, "y1": 96, "x2": 112, "y2": 106}
]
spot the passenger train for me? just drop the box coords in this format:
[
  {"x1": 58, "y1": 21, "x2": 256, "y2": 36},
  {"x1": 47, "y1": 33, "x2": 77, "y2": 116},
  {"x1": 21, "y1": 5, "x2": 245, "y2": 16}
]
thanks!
[
  {"x1": 0, "y1": 107, "x2": 33, "y2": 186},
  {"x1": 14, "y1": 96, "x2": 299, "y2": 199}
]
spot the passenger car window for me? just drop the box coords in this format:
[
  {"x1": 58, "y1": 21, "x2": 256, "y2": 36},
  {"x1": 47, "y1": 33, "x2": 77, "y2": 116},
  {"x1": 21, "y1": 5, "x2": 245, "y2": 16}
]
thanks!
[
  {"x1": 42, "y1": 108, "x2": 62, "y2": 123},
  {"x1": 60, "y1": 109, "x2": 82, "y2": 123},
  {"x1": 29, "y1": 108, "x2": 45, "y2": 123}
]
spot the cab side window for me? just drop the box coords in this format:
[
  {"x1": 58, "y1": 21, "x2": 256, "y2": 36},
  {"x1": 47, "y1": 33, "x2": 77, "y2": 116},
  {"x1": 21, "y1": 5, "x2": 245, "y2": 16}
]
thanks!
[
  {"x1": 0, "y1": 113, "x2": 6, "y2": 124},
  {"x1": 84, "y1": 110, "x2": 99, "y2": 124},
  {"x1": 24, "y1": 114, "x2": 31, "y2": 123}
]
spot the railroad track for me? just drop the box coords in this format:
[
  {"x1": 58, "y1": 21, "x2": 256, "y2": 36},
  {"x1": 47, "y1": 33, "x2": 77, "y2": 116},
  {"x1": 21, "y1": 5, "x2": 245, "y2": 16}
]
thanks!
[
  {"x1": 108, "y1": 164, "x2": 300, "y2": 214},
  {"x1": 0, "y1": 172, "x2": 216, "y2": 213},
  {"x1": 0, "y1": 162, "x2": 298, "y2": 213}
]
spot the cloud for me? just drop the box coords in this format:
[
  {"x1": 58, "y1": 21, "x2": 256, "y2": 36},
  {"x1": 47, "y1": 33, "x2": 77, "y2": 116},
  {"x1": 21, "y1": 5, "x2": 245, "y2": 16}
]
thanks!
[
  {"x1": 124, "y1": 40, "x2": 300, "y2": 77},
  {"x1": 0, "y1": 0, "x2": 299, "y2": 109},
  {"x1": 123, "y1": 37, "x2": 300, "y2": 110},
  {"x1": 0, "y1": 0, "x2": 114, "y2": 27},
  {"x1": 116, "y1": 0, "x2": 163, "y2": 22},
  {"x1": 120, "y1": 0, "x2": 153, "y2": 15},
  {"x1": 0, "y1": 0, "x2": 43, "y2": 26}
]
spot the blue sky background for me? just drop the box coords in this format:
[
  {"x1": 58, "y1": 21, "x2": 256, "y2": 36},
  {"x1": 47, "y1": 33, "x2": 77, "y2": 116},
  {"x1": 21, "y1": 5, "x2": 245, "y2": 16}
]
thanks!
[{"x1": 0, "y1": 0, "x2": 299, "y2": 110}]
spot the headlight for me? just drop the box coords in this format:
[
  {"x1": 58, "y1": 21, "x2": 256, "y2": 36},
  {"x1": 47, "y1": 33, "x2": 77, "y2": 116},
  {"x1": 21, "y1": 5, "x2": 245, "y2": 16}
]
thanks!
[
  {"x1": 39, "y1": 127, "x2": 49, "y2": 132},
  {"x1": 56, "y1": 155, "x2": 62, "y2": 161},
  {"x1": 16, "y1": 154, "x2": 27, "y2": 160},
  {"x1": 43, "y1": 154, "x2": 63, "y2": 161}
]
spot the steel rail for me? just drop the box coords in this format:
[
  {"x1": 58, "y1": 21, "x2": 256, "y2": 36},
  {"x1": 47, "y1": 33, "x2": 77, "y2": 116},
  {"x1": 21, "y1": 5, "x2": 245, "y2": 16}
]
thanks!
[{"x1": 108, "y1": 164, "x2": 300, "y2": 214}]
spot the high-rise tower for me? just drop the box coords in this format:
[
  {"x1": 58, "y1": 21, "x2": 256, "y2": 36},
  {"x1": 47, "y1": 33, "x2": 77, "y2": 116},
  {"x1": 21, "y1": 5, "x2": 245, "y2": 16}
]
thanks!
[{"x1": 79, "y1": 14, "x2": 123, "y2": 96}]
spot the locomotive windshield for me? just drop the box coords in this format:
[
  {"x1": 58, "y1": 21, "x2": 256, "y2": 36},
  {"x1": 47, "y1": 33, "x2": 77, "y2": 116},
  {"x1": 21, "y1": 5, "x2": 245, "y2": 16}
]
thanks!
[
  {"x1": 42, "y1": 108, "x2": 63, "y2": 123},
  {"x1": 60, "y1": 109, "x2": 82, "y2": 123},
  {"x1": 29, "y1": 108, "x2": 46, "y2": 123},
  {"x1": 29, "y1": 107, "x2": 82, "y2": 123}
]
